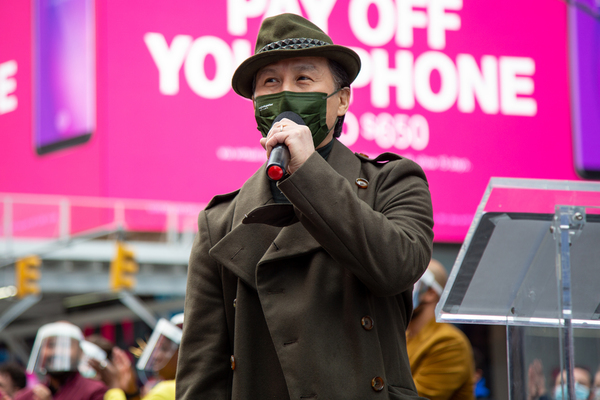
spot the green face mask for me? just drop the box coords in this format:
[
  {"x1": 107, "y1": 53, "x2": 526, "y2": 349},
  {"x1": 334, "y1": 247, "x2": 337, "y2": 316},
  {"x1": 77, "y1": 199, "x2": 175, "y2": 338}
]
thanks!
[{"x1": 254, "y1": 90, "x2": 341, "y2": 148}]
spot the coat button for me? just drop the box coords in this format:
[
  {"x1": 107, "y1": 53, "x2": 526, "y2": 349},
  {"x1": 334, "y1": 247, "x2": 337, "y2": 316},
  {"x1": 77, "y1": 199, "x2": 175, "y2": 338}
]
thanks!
[
  {"x1": 361, "y1": 316, "x2": 374, "y2": 330},
  {"x1": 371, "y1": 376, "x2": 384, "y2": 391},
  {"x1": 233, "y1": 298, "x2": 237, "y2": 308},
  {"x1": 355, "y1": 178, "x2": 369, "y2": 189},
  {"x1": 230, "y1": 355, "x2": 236, "y2": 370}
]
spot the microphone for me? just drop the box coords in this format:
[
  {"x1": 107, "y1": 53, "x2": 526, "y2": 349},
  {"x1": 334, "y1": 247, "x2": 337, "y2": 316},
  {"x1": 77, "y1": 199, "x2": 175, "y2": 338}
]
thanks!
[{"x1": 266, "y1": 111, "x2": 306, "y2": 181}]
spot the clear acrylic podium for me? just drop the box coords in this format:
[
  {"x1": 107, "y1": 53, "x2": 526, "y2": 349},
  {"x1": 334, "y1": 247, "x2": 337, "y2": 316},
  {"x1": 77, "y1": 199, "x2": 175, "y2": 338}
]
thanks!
[{"x1": 436, "y1": 178, "x2": 600, "y2": 400}]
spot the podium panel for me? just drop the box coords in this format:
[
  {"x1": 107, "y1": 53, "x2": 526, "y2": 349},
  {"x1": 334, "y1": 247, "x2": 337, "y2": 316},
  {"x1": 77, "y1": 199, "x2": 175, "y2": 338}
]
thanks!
[
  {"x1": 505, "y1": 325, "x2": 600, "y2": 400},
  {"x1": 436, "y1": 178, "x2": 600, "y2": 328},
  {"x1": 435, "y1": 178, "x2": 600, "y2": 400}
]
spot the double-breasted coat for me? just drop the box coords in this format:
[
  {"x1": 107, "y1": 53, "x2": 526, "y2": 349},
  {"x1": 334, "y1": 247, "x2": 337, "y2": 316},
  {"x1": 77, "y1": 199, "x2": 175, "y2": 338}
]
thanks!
[{"x1": 176, "y1": 139, "x2": 434, "y2": 400}]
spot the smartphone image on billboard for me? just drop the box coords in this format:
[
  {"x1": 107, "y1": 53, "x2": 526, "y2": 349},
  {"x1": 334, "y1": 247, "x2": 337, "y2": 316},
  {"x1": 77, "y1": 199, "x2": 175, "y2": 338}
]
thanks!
[
  {"x1": 33, "y1": 0, "x2": 96, "y2": 155},
  {"x1": 568, "y1": 1, "x2": 600, "y2": 179}
]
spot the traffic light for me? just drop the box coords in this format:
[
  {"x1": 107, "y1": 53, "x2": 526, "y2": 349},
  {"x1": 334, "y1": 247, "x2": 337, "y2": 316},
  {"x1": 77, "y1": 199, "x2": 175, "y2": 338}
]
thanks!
[
  {"x1": 110, "y1": 242, "x2": 138, "y2": 291},
  {"x1": 15, "y1": 255, "x2": 41, "y2": 298}
]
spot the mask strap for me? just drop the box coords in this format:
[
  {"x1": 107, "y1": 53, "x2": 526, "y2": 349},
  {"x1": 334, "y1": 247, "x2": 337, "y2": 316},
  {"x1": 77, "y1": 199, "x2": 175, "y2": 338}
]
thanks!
[
  {"x1": 321, "y1": 87, "x2": 349, "y2": 140},
  {"x1": 417, "y1": 270, "x2": 443, "y2": 296},
  {"x1": 323, "y1": 86, "x2": 349, "y2": 99},
  {"x1": 325, "y1": 121, "x2": 336, "y2": 135},
  {"x1": 313, "y1": 119, "x2": 337, "y2": 148}
]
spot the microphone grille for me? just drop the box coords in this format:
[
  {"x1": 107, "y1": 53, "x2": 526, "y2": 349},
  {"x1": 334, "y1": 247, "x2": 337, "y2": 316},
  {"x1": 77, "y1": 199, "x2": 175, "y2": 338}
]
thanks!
[{"x1": 273, "y1": 111, "x2": 306, "y2": 126}]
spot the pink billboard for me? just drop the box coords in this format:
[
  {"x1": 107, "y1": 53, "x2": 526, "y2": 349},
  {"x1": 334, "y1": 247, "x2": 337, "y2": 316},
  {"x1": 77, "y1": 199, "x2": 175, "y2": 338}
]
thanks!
[{"x1": 0, "y1": 0, "x2": 580, "y2": 242}]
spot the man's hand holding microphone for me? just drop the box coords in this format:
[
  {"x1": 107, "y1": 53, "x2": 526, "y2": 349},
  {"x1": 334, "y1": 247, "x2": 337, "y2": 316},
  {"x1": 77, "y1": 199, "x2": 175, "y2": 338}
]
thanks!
[{"x1": 261, "y1": 112, "x2": 313, "y2": 181}]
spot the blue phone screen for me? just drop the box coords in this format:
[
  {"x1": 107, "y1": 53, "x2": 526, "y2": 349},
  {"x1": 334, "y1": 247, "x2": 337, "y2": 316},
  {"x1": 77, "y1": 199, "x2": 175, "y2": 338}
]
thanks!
[{"x1": 33, "y1": 0, "x2": 95, "y2": 155}]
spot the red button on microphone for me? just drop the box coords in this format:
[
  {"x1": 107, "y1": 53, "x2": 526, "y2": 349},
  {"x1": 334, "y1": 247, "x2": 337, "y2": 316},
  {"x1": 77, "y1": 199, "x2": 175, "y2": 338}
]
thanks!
[{"x1": 267, "y1": 165, "x2": 284, "y2": 181}]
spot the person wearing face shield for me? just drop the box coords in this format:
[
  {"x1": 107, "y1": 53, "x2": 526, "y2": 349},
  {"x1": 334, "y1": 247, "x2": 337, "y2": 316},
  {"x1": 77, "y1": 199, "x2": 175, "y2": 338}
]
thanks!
[
  {"x1": 176, "y1": 12, "x2": 434, "y2": 400},
  {"x1": 134, "y1": 314, "x2": 181, "y2": 399},
  {"x1": 406, "y1": 259, "x2": 475, "y2": 400},
  {"x1": 98, "y1": 314, "x2": 183, "y2": 400},
  {"x1": 14, "y1": 322, "x2": 107, "y2": 400}
]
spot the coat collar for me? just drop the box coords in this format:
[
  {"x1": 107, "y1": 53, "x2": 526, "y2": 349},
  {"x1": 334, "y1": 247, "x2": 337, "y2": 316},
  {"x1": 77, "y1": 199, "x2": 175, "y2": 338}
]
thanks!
[{"x1": 209, "y1": 140, "x2": 362, "y2": 289}]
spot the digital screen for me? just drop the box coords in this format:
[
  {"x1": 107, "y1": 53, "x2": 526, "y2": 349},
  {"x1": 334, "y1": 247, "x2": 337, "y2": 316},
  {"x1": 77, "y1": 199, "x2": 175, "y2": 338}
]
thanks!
[
  {"x1": 0, "y1": 1, "x2": 584, "y2": 242},
  {"x1": 33, "y1": 0, "x2": 95, "y2": 154}
]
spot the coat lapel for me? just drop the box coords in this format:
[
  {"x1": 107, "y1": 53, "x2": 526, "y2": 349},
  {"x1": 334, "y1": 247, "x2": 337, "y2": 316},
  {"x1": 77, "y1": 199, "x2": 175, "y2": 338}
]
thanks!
[
  {"x1": 209, "y1": 163, "x2": 279, "y2": 289},
  {"x1": 210, "y1": 140, "x2": 363, "y2": 287},
  {"x1": 327, "y1": 139, "x2": 363, "y2": 187},
  {"x1": 231, "y1": 162, "x2": 274, "y2": 227},
  {"x1": 209, "y1": 223, "x2": 281, "y2": 289}
]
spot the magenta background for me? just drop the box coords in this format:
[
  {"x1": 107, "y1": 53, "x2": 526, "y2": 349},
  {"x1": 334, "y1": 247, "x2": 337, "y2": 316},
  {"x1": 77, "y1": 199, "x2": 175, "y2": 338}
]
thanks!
[
  {"x1": 0, "y1": 1, "x2": 580, "y2": 242},
  {"x1": 485, "y1": 188, "x2": 600, "y2": 214}
]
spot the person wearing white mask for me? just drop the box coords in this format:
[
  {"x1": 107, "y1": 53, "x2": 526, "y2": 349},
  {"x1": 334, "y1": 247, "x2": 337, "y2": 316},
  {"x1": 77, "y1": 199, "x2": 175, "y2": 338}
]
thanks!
[
  {"x1": 79, "y1": 341, "x2": 109, "y2": 381},
  {"x1": 406, "y1": 259, "x2": 475, "y2": 400}
]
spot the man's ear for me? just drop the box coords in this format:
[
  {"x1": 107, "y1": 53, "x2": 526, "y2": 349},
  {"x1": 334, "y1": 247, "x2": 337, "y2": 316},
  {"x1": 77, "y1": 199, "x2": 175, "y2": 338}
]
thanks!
[{"x1": 337, "y1": 87, "x2": 350, "y2": 117}]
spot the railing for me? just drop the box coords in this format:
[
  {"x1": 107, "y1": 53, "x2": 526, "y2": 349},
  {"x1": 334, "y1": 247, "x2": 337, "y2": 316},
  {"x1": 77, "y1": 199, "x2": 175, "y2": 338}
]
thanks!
[{"x1": 0, "y1": 193, "x2": 205, "y2": 259}]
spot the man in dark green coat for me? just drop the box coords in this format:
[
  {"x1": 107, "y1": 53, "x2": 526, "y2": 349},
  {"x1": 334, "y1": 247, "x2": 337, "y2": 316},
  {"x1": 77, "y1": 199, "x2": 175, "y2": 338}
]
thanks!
[{"x1": 176, "y1": 13, "x2": 434, "y2": 400}]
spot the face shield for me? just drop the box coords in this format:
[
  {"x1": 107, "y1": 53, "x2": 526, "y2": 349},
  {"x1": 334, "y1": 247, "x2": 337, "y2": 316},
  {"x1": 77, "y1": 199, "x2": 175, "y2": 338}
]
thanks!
[
  {"x1": 412, "y1": 269, "x2": 443, "y2": 309},
  {"x1": 79, "y1": 340, "x2": 108, "y2": 379},
  {"x1": 27, "y1": 322, "x2": 84, "y2": 375},
  {"x1": 170, "y1": 313, "x2": 184, "y2": 327},
  {"x1": 136, "y1": 318, "x2": 182, "y2": 373}
]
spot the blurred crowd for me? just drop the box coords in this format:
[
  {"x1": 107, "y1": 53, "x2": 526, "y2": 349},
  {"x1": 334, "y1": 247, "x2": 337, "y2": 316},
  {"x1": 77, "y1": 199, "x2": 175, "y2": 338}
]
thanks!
[
  {"x1": 527, "y1": 359, "x2": 600, "y2": 400},
  {"x1": 0, "y1": 313, "x2": 182, "y2": 400},
  {"x1": 405, "y1": 259, "x2": 600, "y2": 400},
  {"x1": 0, "y1": 260, "x2": 598, "y2": 400}
]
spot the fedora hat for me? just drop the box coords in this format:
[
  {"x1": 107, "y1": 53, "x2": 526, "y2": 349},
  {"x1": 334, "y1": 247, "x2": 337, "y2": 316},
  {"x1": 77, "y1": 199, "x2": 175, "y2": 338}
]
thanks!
[{"x1": 231, "y1": 13, "x2": 361, "y2": 99}]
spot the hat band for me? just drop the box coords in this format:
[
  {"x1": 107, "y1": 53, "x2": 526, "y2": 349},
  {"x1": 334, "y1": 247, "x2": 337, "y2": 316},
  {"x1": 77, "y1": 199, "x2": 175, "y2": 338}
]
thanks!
[{"x1": 257, "y1": 38, "x2": 331, "y2": 54}]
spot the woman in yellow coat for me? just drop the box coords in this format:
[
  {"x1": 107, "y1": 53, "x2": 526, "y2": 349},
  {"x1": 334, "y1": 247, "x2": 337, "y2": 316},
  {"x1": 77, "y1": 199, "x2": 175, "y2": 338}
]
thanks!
[{"x1": 407, "y1": 260, "x2": 475, "y2": 400}]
